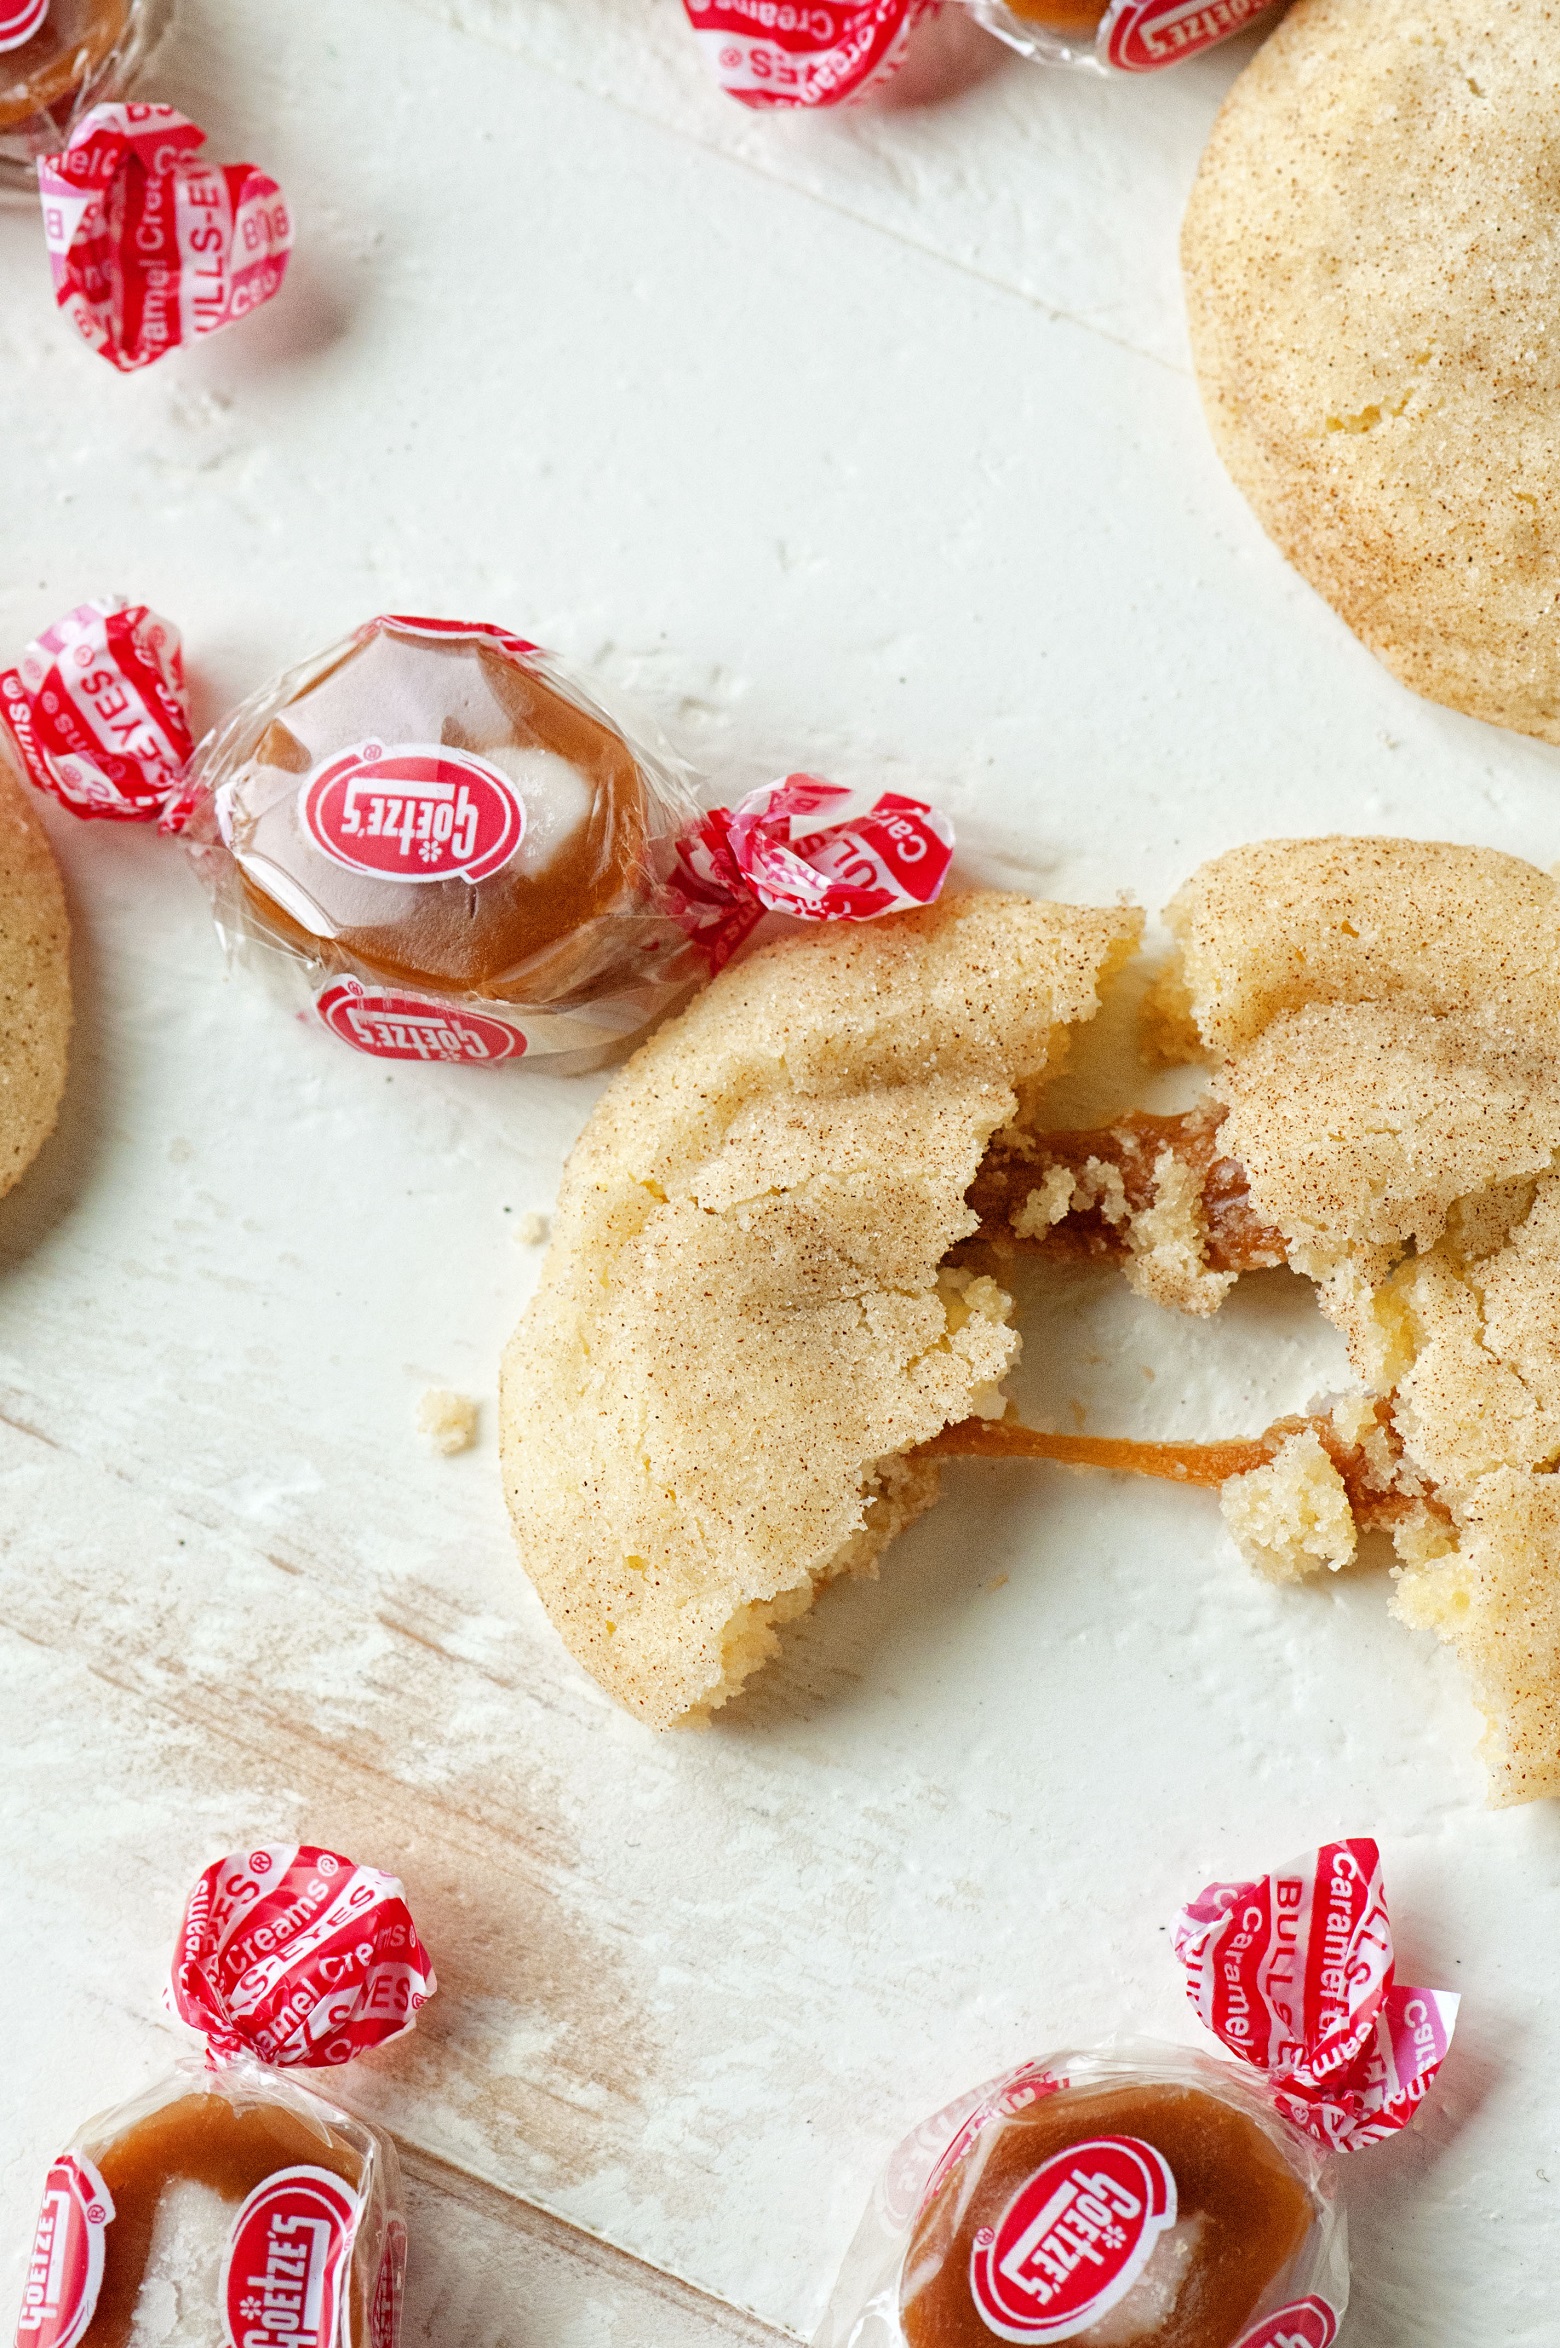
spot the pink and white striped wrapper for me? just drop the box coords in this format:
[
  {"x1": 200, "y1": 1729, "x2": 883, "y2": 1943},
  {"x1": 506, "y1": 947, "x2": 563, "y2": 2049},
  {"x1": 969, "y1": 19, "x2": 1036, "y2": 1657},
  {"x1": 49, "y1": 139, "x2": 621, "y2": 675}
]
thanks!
[
  {"x1": 169, "y1": 1843, "x2": 437, "y2": 2070},
  {"x1": 38, "y1": 104, "x2": 291, "y2": 372},
  {"x1": 1174, "y1": 1838, "x2": 1459, "y2": 2151}
]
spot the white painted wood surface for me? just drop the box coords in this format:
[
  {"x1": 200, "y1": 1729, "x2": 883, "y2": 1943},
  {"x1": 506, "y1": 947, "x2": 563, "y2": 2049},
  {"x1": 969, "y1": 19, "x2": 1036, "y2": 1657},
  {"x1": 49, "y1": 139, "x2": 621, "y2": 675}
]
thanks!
[{"x1": 4, "y1": 2, "x2": 1560, "y2": 2340}]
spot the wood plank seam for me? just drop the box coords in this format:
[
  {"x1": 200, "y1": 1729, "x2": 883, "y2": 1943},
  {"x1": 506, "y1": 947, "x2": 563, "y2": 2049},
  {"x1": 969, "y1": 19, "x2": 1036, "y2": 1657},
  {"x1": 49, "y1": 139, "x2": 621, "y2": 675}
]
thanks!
[{"x1": 396, "y1": 2138, "x2": 804, "y2": 2342}]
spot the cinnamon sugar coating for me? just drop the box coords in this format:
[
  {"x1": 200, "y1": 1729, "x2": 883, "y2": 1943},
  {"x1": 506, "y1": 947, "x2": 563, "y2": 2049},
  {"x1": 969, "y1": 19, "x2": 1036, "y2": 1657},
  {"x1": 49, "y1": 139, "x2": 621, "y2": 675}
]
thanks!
[
  {"x1": 499, "y1": 891, "x2": 1139, "y2": 1726},
  {"x1": 0, "y1": 755, "x2": 70, "y2": 1200},
  {"x1": 1183, "y1": 0, "x2": 1560, "y2": 742},
  {"x1": 1164, "y1": 836, "x2": 1560, "y2": 1801},
  {"x1": 1396, "y1": 1470, "x2": 1560, "y2": 1806}
]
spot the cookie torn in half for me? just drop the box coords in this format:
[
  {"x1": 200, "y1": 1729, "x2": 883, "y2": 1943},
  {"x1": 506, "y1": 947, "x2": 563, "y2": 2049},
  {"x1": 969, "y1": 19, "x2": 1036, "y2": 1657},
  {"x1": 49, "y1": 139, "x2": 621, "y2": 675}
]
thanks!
[
  {"x1": 963, "y1": 837, "x2": 1560, "y2": 1805},
  {"x1": 0, "y1": 756, "x2": 70, "y2": 1200},
  {"x1": 499, "y1": 890, "x2": 1140, "y2": 1727}
]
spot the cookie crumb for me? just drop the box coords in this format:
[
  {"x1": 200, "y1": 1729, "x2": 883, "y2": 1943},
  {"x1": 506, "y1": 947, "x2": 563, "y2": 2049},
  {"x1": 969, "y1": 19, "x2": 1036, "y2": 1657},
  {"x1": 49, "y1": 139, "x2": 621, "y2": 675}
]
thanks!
[
  {"x1": 418, "y1": 1389, "x2": 478, "y2": 1454},
  {"x1": 515, "y1": 1210, "x2": 549, "y2": 1246},
  {"x1": 1220, "y1": 1429, "x2": 1356, "y2": 1582}
]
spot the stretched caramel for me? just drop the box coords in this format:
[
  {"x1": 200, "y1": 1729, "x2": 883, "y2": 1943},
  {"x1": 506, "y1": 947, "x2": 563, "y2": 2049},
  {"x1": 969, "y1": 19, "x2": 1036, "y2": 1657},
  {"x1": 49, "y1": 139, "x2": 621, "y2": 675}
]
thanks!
[
  {"x1": 918, "y1": 1405, "x2": 1447, "y2": 1537},
  {"x1": 0, "y1": 0, "x2": 130, "y2": 136},
  {"x1": 902, "y1": 2080, "x2": 1314, "y2": 2348}
]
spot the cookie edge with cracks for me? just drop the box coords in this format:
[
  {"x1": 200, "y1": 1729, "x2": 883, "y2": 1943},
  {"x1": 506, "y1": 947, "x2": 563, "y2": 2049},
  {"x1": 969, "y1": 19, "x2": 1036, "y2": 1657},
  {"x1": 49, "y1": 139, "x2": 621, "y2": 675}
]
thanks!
[{"x1": 499, "y1": 891, "x2": 1142, "y2": 1727}]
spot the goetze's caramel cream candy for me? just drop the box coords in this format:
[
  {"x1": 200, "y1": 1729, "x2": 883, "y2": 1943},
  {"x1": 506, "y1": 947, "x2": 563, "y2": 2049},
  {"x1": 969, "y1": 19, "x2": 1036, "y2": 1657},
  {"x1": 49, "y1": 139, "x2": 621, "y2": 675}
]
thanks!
[
  {"x1": 14, "y1": 1844, "x2": 434, "y2": 2348},
  {"x1": 201, "y1": 617, "x2": 662, "y2": 999},
  {"x1": 816, "y1": 1842, "x2": 1457, "y2": 2348},
  {"x1": 0, "y1": 0, "x2": 144, "y2": 184},
  {"x1": 976, "y1": 0, "x2": 1274, "y2": 71},
  {"x1": 181, "y1": 611, "x2": 711, "y2": 1068},
  {"x1": 902, "y1": 2069, "x2": 1322, "y2": 2347},
  {"x1": 682, "y1": 0, "x2": 1269, "y2": 99},
  {"x1": 1, "y1": 600, "x2": 956, "y2": 1069}
]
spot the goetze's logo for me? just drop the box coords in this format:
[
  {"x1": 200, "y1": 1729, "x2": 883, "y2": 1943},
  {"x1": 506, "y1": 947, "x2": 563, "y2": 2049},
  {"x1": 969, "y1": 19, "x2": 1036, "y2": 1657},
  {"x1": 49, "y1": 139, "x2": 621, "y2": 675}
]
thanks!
[
  {"x1": 315, "y1": 981, "x2": 525, "y2": 1065},
  {"x1": 1102, "y1": 0, "x2": 1269, "y2": 70},
  {"x1": 221, "y1": 2166, "x2": 360, "y2": 2348},
  {"x1": 967, "y1": 2136, "x2": 1177, "y2": 2343},
  {"x1": 1233, "y1": 2301, "x2": 1340, "y2": 2348},
  {"x1": 0, "y1": 0, "x2": 49, "y2": 53},
  {"x1": 15, "y1": 2154, "x2": 114, "y2": 2348},
  {"x1": 299, "y1": 741, "x2": 523, "y2": 885}
]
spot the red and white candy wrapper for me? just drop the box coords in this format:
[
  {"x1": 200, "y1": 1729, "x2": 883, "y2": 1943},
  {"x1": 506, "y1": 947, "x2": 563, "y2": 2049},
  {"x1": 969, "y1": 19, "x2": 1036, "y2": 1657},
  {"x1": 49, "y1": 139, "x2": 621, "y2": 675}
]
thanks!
[
  {"x1": 683, "y1": 0, "x2": 932, "y2": 108},
  {"x1": 170, "y1": 1842, "x2": 437, "y2": 2070},
  {"x1": 0, "y1": 597, "x2": 190, "y2": 821},
  {"x1": 817, "y1": 1839, "x2": 1458, "y2": 2348},
  {"x1": 38, "y1": 105, "x2": 291, "y2": 372},
  {"x1": 1174, "y1": 1835, "x2": 1459, "y2": 2152},
  {"x1": 15, "y1": 1845, "x2": 427, "y2": 2348},
  {"x1": 686, "y1": 0, "x2": 1269, "y2": 98},
  {"x1": 815, "y1": 2043, "x2": 1348, "y2": 2348},
  {"x1": 2, "y1": 597, "x2": 955, "y2": 1066},
  {"x1": 670, "y1": 774, "x2": 955, "y2": 974}
]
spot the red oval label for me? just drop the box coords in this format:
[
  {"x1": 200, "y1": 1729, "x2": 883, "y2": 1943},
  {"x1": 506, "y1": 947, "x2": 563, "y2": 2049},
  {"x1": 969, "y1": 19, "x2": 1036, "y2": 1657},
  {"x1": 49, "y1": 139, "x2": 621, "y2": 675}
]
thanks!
[
  {"x1": 220, "y1": 2165, "x2": 360, "y2": 2348},
  {"x1": 967, "y1": 2136, "x2": 1177, "y2": 2343},
  {"x1": 299, "y1": 741, "x2": 523, "y2": 885},
  {"x1": 316, "y1": 981, "x2": 525, "y2": 1065},
  {"x1": 0, "y1": 0, "x2": 49, "y2": 52},
  {"x1": 1234, "y1": 2302, "x2": 1340, "y2": 2348},
  {"x1": 15, "y1": 2154, "x2": 114, "y2": 2348},
  {"x1": 1102, "y1": 0, "x2": 1269, "y2": 71}
]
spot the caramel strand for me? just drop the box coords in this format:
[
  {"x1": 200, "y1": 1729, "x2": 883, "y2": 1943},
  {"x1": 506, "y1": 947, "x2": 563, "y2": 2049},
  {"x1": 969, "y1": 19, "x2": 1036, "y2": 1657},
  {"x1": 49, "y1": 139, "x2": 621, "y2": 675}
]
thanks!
[{"x1": 918, "y1": 1410, "x2": 1453, "y2": 1534}]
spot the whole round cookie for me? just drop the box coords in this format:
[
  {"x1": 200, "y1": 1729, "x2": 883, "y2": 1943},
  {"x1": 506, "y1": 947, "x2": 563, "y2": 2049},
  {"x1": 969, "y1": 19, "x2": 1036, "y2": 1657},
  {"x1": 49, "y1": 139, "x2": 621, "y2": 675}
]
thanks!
[
  {"x1": 1183, "y1": 0, "x2": 1560, "y2": 743},
  {"x1": 0, "y1": 758, "x2": 70, "y2": 1199}
]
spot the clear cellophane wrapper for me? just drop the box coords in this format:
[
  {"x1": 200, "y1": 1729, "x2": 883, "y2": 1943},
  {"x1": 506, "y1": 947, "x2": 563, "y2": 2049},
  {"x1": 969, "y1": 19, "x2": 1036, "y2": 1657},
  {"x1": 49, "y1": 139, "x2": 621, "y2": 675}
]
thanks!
[
  {"x1": 963, "y1": 1, "x2": 1109, "y2": 72},
  {"x1": 22, "y1": 2059, "x2": 405, "y2": 2348},
  {"x1": 0, "y1": 0, "x2": 157, "y2": 190},
  {"x1": 17, "y1": 1842, "x2": 433, "y2": 2348},
  {"x1": 1, "y1": 600, "x2": 956, "y2": 1071},
  {"x1": 814, "y1": 2041, "x2": 1348, "y2": 2348},
  {"x1": 968, "y1": 0, "x2": 1280, "y2": 75},
  {"x1": 177, "y1": 617, "x2": 715, "y2": 1076}
]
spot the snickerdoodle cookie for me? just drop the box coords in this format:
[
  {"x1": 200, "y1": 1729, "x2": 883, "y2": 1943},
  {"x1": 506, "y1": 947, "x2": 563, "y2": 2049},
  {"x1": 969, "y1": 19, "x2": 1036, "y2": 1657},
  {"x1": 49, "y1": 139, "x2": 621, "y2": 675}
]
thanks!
[
  {"x1": 499, "y1": 890, "x2": 1139, "y2": 1727},
  {"x1": 1183, "y1": 0, "x2": 1560, "y2": 742}
]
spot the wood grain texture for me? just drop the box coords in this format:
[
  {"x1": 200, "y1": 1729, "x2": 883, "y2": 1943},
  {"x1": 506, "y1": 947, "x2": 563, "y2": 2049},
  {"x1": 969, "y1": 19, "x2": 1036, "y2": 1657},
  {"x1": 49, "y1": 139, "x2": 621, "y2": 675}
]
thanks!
[
  {"x1": 4, "y1": 2, "x2": 1560, "y2": 2340},
  {"x1": 400, "y1": 2148, "x2": 796, "y2": 2345}
]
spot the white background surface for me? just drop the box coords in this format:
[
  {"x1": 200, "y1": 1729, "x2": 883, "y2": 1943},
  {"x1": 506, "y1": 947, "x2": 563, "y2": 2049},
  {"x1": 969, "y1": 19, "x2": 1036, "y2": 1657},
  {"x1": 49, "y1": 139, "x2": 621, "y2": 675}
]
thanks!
[{"x1": 3, "y1": 2, "x2": 1559, "y2": 2341}]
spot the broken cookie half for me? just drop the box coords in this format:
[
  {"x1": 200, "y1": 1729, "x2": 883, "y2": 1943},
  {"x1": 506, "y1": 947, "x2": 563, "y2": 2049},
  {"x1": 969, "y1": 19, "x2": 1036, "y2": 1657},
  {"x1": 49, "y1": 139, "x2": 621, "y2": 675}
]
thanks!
[
  {"x1": 503, "y1": 836, "x2": 1560, "y2": 1801},
  {"x1": 499, "y1": 890, "x2": 1139, "y2": 1728},
  {"x1": 972, "y1": 837, "x2": 1560, "y2": 1805}
]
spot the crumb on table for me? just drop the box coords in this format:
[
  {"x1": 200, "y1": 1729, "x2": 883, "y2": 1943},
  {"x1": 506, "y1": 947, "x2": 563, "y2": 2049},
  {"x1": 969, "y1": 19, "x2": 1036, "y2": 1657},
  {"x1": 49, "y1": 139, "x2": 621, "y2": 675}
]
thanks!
[
  {"x1": 515, "y1": 1210, "x2": 550, "y2": 1246},
  {"x1": 418, "y1": 1389, "x2": 478, "y2": 1454}
]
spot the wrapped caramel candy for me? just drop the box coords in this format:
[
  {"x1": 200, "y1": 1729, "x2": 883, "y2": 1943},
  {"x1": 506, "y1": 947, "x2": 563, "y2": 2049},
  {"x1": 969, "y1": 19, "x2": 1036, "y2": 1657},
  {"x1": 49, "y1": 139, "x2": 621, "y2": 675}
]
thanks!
[
  {"x1": 818, "y1": 1840, "x2": 1457, "y2": 2348},
  {"x1": 0, "y1": 0, "x2": 148, "y2": 187},
  {"x1": 14, "y1": 1844, "x2": 434, "y2": 2348},
  {"x1": 0, "y1": 601, "x2": 955, "y2": 1071},
  {"x1": 681, "y1": 0, "x2": 1275, "y2": 104}
]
